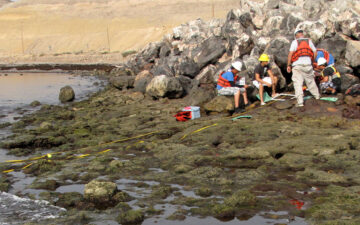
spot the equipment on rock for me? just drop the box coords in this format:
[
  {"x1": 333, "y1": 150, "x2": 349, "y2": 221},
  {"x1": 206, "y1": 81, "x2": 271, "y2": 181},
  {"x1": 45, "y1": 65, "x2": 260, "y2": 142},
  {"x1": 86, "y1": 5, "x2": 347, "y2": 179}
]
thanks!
[
  {"x1": 320, "y1": 97, "x2": 338, "y2": 102},
  {"x1": 345, "y1": 84, "x2": 360, "y2": 96},
  {"x1": 258, "y1": 54, "x2": 270, "y2": 62},
  {"x1": 317, "y1": 57, "x2": 327, "y2": 66},
  {"x1": 231, "y1": 61, "x2": 242, "y2": 71},
  {"x1": 291, "y1": 38, "x2": 314, "y2": 63},
  {"x1": 174, "y1": 111, "x2": 192, "y2": 122},
  {"x1": 232, "y1": 115, "x2": 252, "y2": 121}
]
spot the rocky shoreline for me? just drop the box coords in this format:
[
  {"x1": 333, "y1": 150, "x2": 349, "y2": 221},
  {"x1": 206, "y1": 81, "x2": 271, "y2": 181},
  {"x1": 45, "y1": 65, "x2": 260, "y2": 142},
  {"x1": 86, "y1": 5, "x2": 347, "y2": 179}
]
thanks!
[{"x1": 1, "y1": 0, "x2": 360, "y2": 224}]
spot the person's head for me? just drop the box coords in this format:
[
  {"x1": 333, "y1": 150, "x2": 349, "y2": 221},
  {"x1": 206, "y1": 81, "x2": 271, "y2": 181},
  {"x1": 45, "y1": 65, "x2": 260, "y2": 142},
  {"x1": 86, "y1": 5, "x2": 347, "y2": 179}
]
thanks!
[
  {"x1": 317, "y1": 57, "x2": 327, "y2": 70},
  {"x1": 258, "y1": 53, "x2": 270, "y2": 66},
  {"x1": 294, "y1": 29, "x2": 304, "y2": 39},
  {"x1": 231, "y1": 61, "x2": 242, "y2": 73}
]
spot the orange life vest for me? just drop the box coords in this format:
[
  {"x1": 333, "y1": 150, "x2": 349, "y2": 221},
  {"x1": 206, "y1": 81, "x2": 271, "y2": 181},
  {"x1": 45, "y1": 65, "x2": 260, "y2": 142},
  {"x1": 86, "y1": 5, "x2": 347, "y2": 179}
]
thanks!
[
  {"x1": 291, "y1": 38, "x2": 314, "y2": 63},
  {"x1": 217, "y1": 71, "x2": 238, "y2": 88}
]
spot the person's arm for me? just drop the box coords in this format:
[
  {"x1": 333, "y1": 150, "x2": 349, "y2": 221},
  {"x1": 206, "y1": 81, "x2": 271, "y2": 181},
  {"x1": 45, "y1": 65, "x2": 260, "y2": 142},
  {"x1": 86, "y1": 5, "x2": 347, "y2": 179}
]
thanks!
[
  {"x1": 287, "y1": 51, "x2": 294, "y2": 73},
  {"x1": 268, "y1": 69, "x2": 275, "y2": 83}
]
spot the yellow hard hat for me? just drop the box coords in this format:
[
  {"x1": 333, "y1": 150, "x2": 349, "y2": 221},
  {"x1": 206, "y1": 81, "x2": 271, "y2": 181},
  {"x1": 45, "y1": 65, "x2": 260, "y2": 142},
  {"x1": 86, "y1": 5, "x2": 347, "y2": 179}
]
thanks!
[{"x1": 259, "y1": 54, "x2": 270, "y2": 62}]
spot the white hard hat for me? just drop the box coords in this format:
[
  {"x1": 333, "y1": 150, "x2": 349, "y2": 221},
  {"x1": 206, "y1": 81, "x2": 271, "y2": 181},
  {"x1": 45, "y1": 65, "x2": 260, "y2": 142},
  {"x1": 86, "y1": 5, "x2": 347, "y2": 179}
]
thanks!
[
  {"x1": 317, "y1": 57, "x2": 327, "y2": 66},
  {"x1": 294, "y1": 28, "x2": 304, "y2": 35},
  {"x1": 231, "y1": 61, "x2": 242, "y2": 71}
]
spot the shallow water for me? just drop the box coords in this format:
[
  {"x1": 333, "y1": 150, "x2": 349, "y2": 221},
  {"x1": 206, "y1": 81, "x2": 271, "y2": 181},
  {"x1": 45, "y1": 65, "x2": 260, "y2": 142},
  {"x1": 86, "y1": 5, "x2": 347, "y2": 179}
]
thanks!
[
  {"x1": 0, "y1": 72, "x2": 103, "y2": 123},
  {"x1": 0, "y1": 72, "x2": 104, "y2": 224}
]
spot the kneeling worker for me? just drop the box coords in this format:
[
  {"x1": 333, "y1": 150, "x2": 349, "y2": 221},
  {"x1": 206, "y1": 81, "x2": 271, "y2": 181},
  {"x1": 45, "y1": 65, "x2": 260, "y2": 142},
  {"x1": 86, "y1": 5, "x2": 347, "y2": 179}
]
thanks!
[
  {"x1": 217, "y1": 61, "x2": 249, "y2": 114},
  {"x1": 317, "y1": 57, "x2": 341, "y2": 94},
  {"x1": 252, "y1": 54, "x2": 279, "y2": 105}
]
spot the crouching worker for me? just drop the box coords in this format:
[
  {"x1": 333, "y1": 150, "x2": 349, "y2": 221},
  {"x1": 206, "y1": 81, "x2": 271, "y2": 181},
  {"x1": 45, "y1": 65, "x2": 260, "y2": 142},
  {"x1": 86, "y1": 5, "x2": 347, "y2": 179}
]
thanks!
[
  {"x1": 317, "y1": 57, "x2": 341, "y2": 94},
  {"x1": 217, "y1": 61, "x2": 249, "y2": 114},
  {"x1": 252, "y1": 54, "x2": 279, "y2": 105}
]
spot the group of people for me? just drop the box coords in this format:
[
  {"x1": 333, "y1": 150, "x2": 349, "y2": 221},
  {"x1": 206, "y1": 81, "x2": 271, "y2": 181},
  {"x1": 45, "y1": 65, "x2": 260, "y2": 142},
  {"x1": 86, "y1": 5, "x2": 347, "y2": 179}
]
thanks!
[{"x1": 216, "y1": 28, "x2": 341, "y2": 113}]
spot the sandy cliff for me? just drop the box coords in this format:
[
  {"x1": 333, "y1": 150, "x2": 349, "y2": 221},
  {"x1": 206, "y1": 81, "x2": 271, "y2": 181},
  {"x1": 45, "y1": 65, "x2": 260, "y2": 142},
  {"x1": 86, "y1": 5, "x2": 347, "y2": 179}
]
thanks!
[{"x1": 0, "y1": 0, "x2": 240, "y2": 63}]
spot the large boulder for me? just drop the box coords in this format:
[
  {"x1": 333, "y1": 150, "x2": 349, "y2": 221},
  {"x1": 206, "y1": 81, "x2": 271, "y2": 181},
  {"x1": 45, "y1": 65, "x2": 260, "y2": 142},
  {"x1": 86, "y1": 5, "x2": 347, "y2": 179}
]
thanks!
[
  {"x1": 338, "y1": 17, "x2": 360, "y2": 41},
  {"x1": 84, "y1": 180, "x2": 117, "y2": 204},
  {"x1": 59, "y1": 86, "x2": 75, "y2": 103},
  {"x1": 134, "y1": 70, "x2": 153, "y2": 93},
  {"x1": 192, "y1": 37, "x2": 226, "y2": 69},
  {"x1": 264, "y1": 16, "x2": 285, "y2": 36},
  {"x1": 295, "y1": 21, "x2": 327, "y2": 44},
  {"x1": 109, "y1": 76, "x2": 136, "y2": 90},
  {"x1": 345, "y1": 40, "x2": 360, "y2": 68},
  {"x1": 264, "y1": 36, "x2": 291, "y2": 69},
  {"x1": 186, "y1": 87, "x2": 217, "y2": 106},
  {"x1": 318, "y1": 34, "x2": 348, "y2": 62},
  {"x1": 341, "y1": 74, "x2": 360, "y2": 93},
  {"x1": 146, "y1": 75, "x2": 184, "y2": 99},
  {"x1": 175, "y1": 56, "x2": 200, "y2": 78},
  {"x1": 195, "y1": 64, "x2": 217, "y2": 85},
  {"x1": 204, "y1": 96, "x2": 234, "y2": 113}
]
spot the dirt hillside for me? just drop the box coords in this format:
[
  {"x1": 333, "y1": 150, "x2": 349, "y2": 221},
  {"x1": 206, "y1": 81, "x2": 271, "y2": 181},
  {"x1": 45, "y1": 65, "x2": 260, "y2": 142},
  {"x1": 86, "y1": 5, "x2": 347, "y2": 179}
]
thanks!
[{"x1": 0, "y1": 0, "x2": 241, "y2": 64}]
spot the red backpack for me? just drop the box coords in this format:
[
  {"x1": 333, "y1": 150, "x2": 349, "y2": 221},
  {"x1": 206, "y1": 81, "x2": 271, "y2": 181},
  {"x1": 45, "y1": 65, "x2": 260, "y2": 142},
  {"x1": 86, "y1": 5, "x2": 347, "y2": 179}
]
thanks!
[{"x1": 174, "y1": 111, "x2": 192, "y2": 122}]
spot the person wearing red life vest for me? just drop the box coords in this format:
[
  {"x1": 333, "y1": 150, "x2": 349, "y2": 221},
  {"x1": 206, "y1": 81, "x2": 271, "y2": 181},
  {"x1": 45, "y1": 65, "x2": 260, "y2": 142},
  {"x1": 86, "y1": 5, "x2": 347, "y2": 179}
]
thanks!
[
  {"x1": 217, "y1": 61, "x2": 249, "y2": 114},
  {"x1": 287, "y1": 29, "x2": 320, "y2": 107}
]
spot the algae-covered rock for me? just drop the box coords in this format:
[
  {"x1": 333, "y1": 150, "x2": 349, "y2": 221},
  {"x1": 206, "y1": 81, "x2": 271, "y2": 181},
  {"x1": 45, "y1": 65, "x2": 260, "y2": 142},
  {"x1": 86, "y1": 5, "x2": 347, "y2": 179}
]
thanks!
[
  {"x1": 30, "y1": 179, "x2": 59, "y2": 191},
  {"x1": 174, "y1": 164, "x2": 193, "y2": 174},
  {"x1": 84, "y1": 180, "x2": 118, "y2": 204},
  {"x1": 30, "y1": 100, "x2": 41, "y2": 107},
  {"x1": 56, "y1": 192, "x2": 84, "y2": 208},
  {"x1": 113, "y1": 191, "x2": 133, "y2": 202},
  {"x1": 151, "y1": 184, "x2": 173, "y2": 199},
  {"x1": 306, "y1": 185, "x2": 360, "y2": 223},
  {"x1": 59, "y1": 85, "x2": 75, "y2": 103},
  {"x1": 296, "y1": 168, "x2": 347, "y2": 184},
  {"x1": 0, "y1": 177, "x2": 10, "y2": 192},
  {"x1": 212, "y1": 204, "x2": 235, "y2": 219},
  {"x1": 195, "y1": 187, "x2": 213, "y2": 197},
  {"x1": 116, "y1": 209, "x2": 144, "y2": 225},
  {"x1": 224, "y1": 190, "x2": 257, "y2": 208}
]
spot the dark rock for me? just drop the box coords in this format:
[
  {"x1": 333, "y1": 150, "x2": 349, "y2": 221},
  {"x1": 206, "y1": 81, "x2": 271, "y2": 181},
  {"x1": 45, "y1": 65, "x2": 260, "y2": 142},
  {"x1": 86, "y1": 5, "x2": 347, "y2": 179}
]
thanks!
[
  {"x1": 341, "y1": 74, "x2": 360, "y2": 93},
  {"x1": 109, "y1": 76, "x2": 136, "y2": 90},
  {"x1": 264, "y1": 37, "x2": 291, "y2": 69},
  {"x1": 151, "y1": 57, "x2": 176, "y2": 76},
  {"x1": 193, "y1": 37, "x2": 226, "y2": 69},
  {"x1": 176, "y1": 57, "x2": 200, "y2": 78},
  {"x1": 177, "y1": 75, "x2": 197, "y2": 95},
  {"x1": 134, "y1": 70, "x2": 153, "y2": 93},
  {"x1": 59, "y1": 86, "x2": 75, "y2": 103},
  {"x1": 318, "y1": 34, "x2": 348, "y2": 62},
  {"x1": 186, "y1": 87, "x2": 216, "y2": 106},
  {"x1": 56, "y1": 192, "x2": 84, "y2": 208},
  {"x1": 337, "y1": 65, "x2": 353, "y2": 75},
  {"x1": 159, "y1": 42, "x2": 172, "y2": 58}
]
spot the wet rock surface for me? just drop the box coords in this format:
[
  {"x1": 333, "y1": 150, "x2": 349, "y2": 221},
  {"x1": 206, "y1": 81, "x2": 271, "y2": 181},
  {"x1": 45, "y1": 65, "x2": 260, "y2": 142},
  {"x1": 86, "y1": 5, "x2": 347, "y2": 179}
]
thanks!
[{"x1": 58, "y1": 85, "x2": 75, "y2": 103}]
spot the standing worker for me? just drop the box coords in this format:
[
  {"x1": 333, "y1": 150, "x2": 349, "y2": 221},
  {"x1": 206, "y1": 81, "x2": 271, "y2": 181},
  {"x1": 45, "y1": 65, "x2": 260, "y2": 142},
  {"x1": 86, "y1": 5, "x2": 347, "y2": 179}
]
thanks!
[
  {"x1": 287, "y1": 29, "x2": 320, "y2": 107},
  {"x1": 252, "y1": 53, "x2": 279, "y2": 105},
  {"x1": 217, "y1": 61, "x2": 249, "y2": 114}
]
